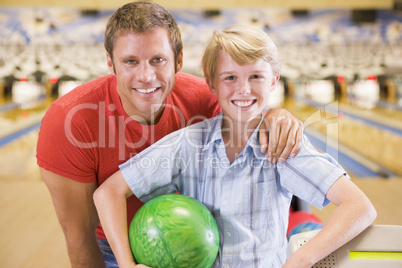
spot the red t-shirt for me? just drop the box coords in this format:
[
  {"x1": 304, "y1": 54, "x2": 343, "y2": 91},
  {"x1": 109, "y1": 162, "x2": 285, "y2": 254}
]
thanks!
[{"x1": 36, "y1": 72, "x2": 221, "y2": 239}]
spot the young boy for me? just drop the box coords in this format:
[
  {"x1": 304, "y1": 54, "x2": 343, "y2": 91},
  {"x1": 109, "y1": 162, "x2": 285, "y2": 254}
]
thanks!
[{"x1": 94, "y1": 24, "x2": 376, "y2": 267}]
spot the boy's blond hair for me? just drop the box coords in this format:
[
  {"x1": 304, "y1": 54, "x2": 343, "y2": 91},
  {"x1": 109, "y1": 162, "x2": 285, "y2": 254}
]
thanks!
[{"x1": 202, "y1": 24, "x2": 281, "y2": 81}]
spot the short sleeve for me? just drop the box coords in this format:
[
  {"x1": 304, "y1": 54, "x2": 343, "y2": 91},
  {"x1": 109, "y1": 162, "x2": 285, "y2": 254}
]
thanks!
[
  {"x1": 36, "y1": 103, "x2": 97, "y2": 182},
  {"x1": 119, "y1": 130, "x2": 186, "y2": 202},
  {"x1": 277, "y1": 135, "x2": 349, "y2": 209}
]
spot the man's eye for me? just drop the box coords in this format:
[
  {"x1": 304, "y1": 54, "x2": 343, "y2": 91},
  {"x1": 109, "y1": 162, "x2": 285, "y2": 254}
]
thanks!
[
  {"x1": 126, "y1": 60, "x2": 135, "y2": 65},
  {"x1": 153, "y1": 58, "x2": 164, "y2": 63}
]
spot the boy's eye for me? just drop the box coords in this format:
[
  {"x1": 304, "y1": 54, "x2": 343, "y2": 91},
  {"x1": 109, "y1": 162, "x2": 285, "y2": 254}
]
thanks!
[
  {"x1": 225, "y1": 76, "x2": 235, "y2": 80},
  {"x1": 251, "y1": 74, "x2": 261, "y2": 79}
]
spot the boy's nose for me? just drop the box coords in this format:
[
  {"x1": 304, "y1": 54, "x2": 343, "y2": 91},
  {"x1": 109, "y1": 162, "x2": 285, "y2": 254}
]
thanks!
[{"x1": 238, "y1": 83, "x2": 251, "y2": 96}]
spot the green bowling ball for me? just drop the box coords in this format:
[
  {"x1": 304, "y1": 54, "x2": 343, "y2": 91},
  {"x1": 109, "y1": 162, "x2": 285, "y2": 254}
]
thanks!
[{"x1": 129, "y1": 194, "x2": 219, "y2": 268}]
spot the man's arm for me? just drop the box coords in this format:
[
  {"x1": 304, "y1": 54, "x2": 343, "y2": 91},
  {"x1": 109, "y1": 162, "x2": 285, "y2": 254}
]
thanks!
[
  {"x1": 260, "y1": 108, "x2": 303, "y2": 163},
  {"x1": 283, "y1": 175, "x2": 377, "y2": 268},
  {"x1": 40, "y1": 168, "x2": 105, "y2": 268},
  {"x1": 93, "y1": 170, "x2": 149, "y2": 268}
]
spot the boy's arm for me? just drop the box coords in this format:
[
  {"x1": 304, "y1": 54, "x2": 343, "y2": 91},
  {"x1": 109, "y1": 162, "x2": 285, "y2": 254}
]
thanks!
[
  {"x1": 93, "y1": 170, "x2": 150, "y2": 268},
  {"x1": 260, "y1": 108, "x2": 303, "y2": 163},
  {"x1": 284, "y1": 175, "x2": 376, "y2": 268}
]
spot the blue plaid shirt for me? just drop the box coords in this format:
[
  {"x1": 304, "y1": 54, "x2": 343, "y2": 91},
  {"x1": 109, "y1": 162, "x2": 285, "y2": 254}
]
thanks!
[{"x1": 120, "y1": 113, "x2": 347, "y2": 267}]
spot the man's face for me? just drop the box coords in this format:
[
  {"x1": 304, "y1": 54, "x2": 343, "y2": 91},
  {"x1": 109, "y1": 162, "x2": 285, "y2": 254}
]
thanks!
[{"x1": 107, "y1": 28, "x2": 183, "y2": 124}]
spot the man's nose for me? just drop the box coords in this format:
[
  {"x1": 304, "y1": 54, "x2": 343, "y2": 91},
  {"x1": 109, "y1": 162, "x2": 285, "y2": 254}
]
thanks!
[{"x1": 137, "y1": 63, "x2": 156, "y2": 83}]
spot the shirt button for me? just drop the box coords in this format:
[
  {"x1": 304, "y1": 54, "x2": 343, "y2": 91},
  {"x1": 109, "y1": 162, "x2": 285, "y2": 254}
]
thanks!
[
  {"x1": 224, "y1": 265, "x2": 230, "y2": 268},
  {"x1": 223, "y1": 200, "x2": 228, "y2": 206},
  {"x1": 226, "y1": 231, "x2": 231, "y2": 237}
]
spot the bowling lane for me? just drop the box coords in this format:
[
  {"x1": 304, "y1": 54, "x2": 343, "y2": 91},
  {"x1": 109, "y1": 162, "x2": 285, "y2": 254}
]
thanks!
[
  {"x1": 337, "y1": 102, "x2": 402, "y2": 134},
  {"x1": 0, "y1": 130, "x2": 41, "y2": 181},
  {"x1": 0, "y1": 100, "x2": 48, "y2": 120},
  {"x1": 373, "y1": 101, "x2": 402, "y2": 118},
  {"x1": 0, "y1": 96, "x2": 15, "y2": 111},
  {"x1": 0, "y1": 96, "x2": 8, "y2": 105},
  {"x1": 0, "y1": 98, "x2": 52, "y2": 181},
  {"x1": 313, "y1": 177, "x2": 402, "y2": 225},
  {"x1": 0, "y1": 97, "x2": 70, "y2": 267},
  {"x1": 283, "y1": 98, "x2": 402, "y2": 177}
]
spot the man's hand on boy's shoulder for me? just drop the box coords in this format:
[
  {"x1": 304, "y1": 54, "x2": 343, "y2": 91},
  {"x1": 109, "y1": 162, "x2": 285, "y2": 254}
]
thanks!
[{"x1": 259, "y1": 108, "x2": 303, "y2": 163}]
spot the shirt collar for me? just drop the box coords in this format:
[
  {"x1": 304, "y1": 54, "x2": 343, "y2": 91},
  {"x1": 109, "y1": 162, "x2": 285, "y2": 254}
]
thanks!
[
  {"x1": 203, "y1": 113, "x2": 267, "y2": 160},
  {"x1": 202, "y1": 113, "x2": 225, "y2": 151},
  {"x1": 246, "y1": 115, "x2": 267, "y2": 160}
]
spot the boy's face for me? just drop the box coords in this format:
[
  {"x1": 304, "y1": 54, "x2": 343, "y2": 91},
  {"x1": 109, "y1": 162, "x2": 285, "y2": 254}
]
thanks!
[
  {"x1": 209, "y1": 51, "x2": 278, "y2": 124},
  {"x1": 107, "y1": 27, "x2": 183, "y2": 124}
]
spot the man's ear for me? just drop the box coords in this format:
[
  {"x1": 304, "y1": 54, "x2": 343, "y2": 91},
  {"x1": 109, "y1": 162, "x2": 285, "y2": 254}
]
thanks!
[
  {"x1": 206, "y1": 77, "x2": 217, "y2": 94},
  {"x1": 106, "y1": 53, "x2": 115, "y2": 75},
  {"x1": 175, "y1": 51, "x2": 183, "y2": 73}
]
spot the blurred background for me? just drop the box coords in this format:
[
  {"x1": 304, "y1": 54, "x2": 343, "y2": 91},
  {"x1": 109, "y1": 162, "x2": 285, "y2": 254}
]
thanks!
[{"x1": 0, "y1": 0, "x2": 401, "y2": 267}]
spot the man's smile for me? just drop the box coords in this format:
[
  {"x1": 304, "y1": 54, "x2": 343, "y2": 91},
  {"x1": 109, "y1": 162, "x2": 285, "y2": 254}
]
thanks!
[{"x1": 134, "y1": 87, "x2": 159, "y2": 94}]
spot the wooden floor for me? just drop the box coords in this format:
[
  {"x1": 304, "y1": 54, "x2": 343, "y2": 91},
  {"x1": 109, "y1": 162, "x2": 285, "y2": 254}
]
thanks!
[
  {"x1": 0, "y1": 179, "x2": 70, "y2": 268},
  {"x1": 1, "y1": 100, "x2": 402, "y2": 267}
]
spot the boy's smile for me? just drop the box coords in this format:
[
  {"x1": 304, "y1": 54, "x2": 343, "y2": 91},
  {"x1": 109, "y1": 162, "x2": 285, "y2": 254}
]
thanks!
[{"x1": 231, "y1": 99, "x2": 257, "y2": 109}]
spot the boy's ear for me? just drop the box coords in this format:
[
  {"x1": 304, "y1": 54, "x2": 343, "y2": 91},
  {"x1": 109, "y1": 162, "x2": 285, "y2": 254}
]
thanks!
[
  {"x1": 206, "y1": 77, "x2": 217, "y2": 94},
  {"x1": 271, "y1": 75, "x2": 280, "y2": 91}
]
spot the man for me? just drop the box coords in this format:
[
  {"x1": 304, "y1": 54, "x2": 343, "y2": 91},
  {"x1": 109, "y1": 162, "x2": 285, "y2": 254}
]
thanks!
[{"x1": 36, "y1": 2, "x2": 302, "y2": 267}]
